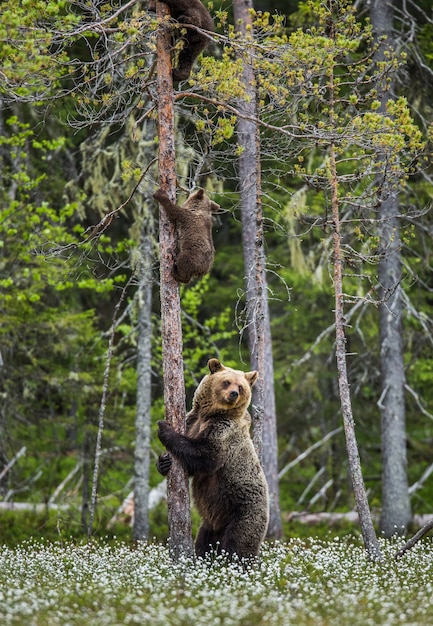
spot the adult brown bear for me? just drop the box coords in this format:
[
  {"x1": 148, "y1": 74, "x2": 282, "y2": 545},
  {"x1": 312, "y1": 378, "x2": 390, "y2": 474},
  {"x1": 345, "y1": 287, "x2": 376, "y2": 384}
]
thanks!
[{"x1": 157, "y1": 359, "x2": 269, "y2": 560}]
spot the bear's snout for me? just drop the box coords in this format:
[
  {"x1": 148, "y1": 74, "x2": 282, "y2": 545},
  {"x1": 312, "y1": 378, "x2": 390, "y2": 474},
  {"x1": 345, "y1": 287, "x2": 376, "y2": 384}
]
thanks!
[{"x1": 229, "y1": 390, "x2": 239, "y2": 401}]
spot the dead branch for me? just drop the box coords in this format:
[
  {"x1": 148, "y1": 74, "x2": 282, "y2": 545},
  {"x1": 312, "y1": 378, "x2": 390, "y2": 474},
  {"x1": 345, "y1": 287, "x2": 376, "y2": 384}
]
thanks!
[
  {"x1": 395, "y1": 519, "x2": 433, "y2": 560},
  {"x1": 409, "y1": 461, "x2": 433, "y2": 495},
  {"x1": 48, "y1": 462, "x2": 83, "y2": 505},
  {"x1": 279, "y1": 427, "x2": 343, "y2": 479},
  {"x1": 44, "y1": 158, "x2": 156, "y2": 258},
  {"x1": 0, "y1": 447, "x2": 26, "y2": 483}
]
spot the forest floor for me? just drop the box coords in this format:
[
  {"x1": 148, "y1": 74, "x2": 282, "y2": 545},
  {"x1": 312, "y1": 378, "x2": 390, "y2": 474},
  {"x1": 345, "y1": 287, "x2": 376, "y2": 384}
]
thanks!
[{"x1": 0, "y1": 536, "x2": 432, "y2": 625}]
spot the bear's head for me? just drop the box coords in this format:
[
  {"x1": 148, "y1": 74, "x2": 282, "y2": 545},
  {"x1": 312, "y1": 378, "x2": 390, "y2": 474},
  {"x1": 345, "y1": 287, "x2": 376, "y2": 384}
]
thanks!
[
  {"x1": 184, "y1": 189, "x2": 220, "y2": 216},
  {"x1": 192, "y1": 358, "x2": 258, "y2": 419}
]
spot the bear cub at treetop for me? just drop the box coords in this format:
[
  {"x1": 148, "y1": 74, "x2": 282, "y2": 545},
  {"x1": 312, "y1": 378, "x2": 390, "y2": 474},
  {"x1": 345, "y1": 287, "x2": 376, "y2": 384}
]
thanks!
[
  {"x1": 149, "y1": 0, "x2": 215, "y2": 81},
  {"x1": 153, "y1": 188, "x2": 219, "y2": 284},
  {"x1": 157, "y1": 358, "x2": 269, "y2": 560}
]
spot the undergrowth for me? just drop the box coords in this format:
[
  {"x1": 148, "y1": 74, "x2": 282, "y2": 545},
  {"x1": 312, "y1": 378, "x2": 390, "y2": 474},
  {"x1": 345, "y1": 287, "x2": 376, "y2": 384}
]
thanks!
[{"x1": 0, "y1": 536, "x2": 432, "y2": 625}]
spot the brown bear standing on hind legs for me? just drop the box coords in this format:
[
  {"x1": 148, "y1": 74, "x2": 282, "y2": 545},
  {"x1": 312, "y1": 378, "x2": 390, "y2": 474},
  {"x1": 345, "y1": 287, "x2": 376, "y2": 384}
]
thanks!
[
  {"x1": 149, "y1": 0, "x2": 215, "y2": 81},
  {"x1": 157, "y1": 358, "x2": 269, "y2": 560},
  {"x1": 153, "y1": 188, "x2": 220, "y2": 284}
]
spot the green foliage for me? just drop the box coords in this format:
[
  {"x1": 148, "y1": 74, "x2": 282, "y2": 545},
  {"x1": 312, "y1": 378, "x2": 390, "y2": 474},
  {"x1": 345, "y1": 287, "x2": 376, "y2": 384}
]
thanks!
[
  {"x1": 418, "y1": 24, "x2": 433, "y2": 68},
  {"x1": 0, "y1": 0, "x2": 77, "y2": 100},
  {"x1": 0, "y1": 107, "x2": 125, "y2": 509},
  {"x1": 180, "y1": 275, "x2": 237, "y2": 388},
  {"x1": 1, "y1": 0, "x2": 433, "y2": 544}
]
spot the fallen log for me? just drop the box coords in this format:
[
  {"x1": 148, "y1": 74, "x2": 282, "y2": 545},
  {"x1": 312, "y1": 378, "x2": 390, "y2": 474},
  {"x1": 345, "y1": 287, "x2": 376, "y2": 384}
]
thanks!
[
  {"x1": 0, "y1": 502, "x2": 68, "y2": 512},
  {"x1": 286, "y1": 511, "x2": 433, "y2": 528}
]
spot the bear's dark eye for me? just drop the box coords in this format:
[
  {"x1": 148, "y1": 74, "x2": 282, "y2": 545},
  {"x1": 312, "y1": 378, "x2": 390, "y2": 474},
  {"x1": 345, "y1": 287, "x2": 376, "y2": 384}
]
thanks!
[
  {"x1": 238, "y1": 385, "x2": 244, "y2": 394},
  {"x1": 223, "y1": 380, "x2": 230, "y2": 389}
]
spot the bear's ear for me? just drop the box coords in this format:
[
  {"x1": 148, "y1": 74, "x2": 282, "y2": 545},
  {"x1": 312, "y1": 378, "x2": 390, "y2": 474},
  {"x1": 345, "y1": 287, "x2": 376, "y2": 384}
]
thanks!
[
  {"x1": 208, "y1": 358, "x2": 224, "y2": 374},
  {"x1": 194, "y1": 188, "x2": 205, "y2": 199},
  {"x1": 245, "y1": 370, "x2": 258, "y2": 387},
  {"x1": 210, "y1": 201, "x2": 220, "y2": 212}
]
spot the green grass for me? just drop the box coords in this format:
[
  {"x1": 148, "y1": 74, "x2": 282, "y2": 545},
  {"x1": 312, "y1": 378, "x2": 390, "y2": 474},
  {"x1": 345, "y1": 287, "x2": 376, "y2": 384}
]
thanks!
[{"x1": 1, "y1": 536, "x2": 433, "y2": 625}]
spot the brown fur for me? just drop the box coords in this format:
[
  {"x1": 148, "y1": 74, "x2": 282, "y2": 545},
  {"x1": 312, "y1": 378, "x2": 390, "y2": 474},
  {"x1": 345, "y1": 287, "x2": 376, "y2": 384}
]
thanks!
[
  {"x1": 153, "y1": 188, "x2": 219, "y2": 284},
  {"x1": 157, "y1": 358, "x2": 269, "y2": 560},
  {"x1": 149, "y1": 0, "x2": 215, "y2": 81}
]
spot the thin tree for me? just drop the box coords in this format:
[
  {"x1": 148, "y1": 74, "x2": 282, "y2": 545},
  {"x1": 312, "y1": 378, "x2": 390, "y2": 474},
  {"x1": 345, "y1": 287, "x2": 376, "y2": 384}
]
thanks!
[
  {"x1": 329, "y1": 144, "x2": 382, "y2": 560},
  {"x1": 233, "y1": 0, "x2": 282, "y2": 540},
  {"x1": 133, "y1": 200, "x2": 154, "y2": 541},
  {"x1": 319, "y1": 4, "x2": 382, "y2": 561},
  {"x1": 369, "y1": 0, "x2": 412, "y2": 537},
  {"x1": 261, "y1": 0, "x2": 421, "y2": 559},
  {"x1": 154, "y1": 0, "x2": 193, "y2": 559},
  {"x1": 87, "y1": 281, "x2": 130, "y2": 538}
]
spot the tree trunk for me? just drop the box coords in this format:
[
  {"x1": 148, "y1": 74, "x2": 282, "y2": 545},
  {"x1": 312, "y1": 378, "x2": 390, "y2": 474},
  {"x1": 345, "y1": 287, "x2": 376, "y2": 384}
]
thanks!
[
  {"x1": 327, "y1": 42, "x2": 381, "y2": 558},
  {"x1": 233, "y1": 0, "x2": 282, "y2": 539},
  {"x1": 133, "y1": 226, "x2": 153, "y2": 541},
  {"x1": 378, "y1": 197, "x2": 411, "y2": 536},
  {"x1": 370, "y1": 0, "x2": 411, "y2": 536},
  {"x1": 330, "y1": 143, "x2": 382, "y2": 560},
  {"x1": 81, "y1": 433, "x2": 90, "y2": 532},
  {"x1": 316, "y1": 8, "x2": 382, "y2": 561},
  {"x1": 133, "y1": 112, "x2": 158, "y2": 541},
  {"x1": 88, "y1": 283, "x2": 128, "y2": 537},
  {"x1": 155, "y1": 0, "x2": 193, "y2": 559}
]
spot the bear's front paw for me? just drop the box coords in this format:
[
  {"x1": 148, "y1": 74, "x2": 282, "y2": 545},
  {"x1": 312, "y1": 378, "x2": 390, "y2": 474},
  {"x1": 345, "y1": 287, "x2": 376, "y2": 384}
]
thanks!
[
  {"x1": 157, "y1": 420, "x2": 176, "y2": 446},
  {"x1": 156, "y1": 452, "x2": 172, "y2": 476}
]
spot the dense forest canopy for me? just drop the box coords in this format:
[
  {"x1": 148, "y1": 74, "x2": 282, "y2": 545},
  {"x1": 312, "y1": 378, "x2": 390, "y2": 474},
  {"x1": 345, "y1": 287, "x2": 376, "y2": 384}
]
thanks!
[{"x1": 0, "y1": 0, "x2": 432, "y2": 543}]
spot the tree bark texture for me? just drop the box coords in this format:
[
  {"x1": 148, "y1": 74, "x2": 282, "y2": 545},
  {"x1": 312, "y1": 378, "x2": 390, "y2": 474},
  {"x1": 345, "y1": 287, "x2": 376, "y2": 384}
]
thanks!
[
  {"x1": 133, "y1": 115, "x2": 158, "y2": 541},
  {"x1": 370, "y1": 0, "x2": 411, "y2": 536},
  {"x1": 378, "y1": 197, "x2": 411, "y2": 536},
  {"x1": 330, "y1": 140, "x2": 382, "y2": 561},
  {"x1": 133, "y1": 226, "x2": 153, "y2": 541},
  {"x1": 155, "y1": 0, "x2": 193, "y2": 559},
  {"x1": 233, "y1": 0, "x2": 282, "y2": 539}
]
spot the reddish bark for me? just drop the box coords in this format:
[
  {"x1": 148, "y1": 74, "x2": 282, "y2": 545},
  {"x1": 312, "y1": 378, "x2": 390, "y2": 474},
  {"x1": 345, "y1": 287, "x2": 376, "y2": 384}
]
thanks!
[{"x1": 155, "y1": 0, "x2": 193, "y2": 559}]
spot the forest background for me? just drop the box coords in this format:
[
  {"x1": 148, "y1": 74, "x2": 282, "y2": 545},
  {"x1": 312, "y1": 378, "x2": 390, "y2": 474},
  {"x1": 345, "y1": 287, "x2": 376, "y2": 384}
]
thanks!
[{"x1": 1, "y1": 0, "x2": 433, "y2": 548}]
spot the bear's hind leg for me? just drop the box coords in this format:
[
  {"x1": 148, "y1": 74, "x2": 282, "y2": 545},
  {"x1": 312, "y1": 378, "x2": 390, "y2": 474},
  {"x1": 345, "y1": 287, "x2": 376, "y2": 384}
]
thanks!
[
  {"x1": 173, "y1": 252, "x2": 197, "y2": 284},
  {"x1": 172, "y1": 259, "x2": 191, "y2": 284},
  {"x1": 195, "y1": 523, "x2": 221, "y2": 558},
  {"x1": 219, "y1": 520, "x2": 262, "y2": 561}
]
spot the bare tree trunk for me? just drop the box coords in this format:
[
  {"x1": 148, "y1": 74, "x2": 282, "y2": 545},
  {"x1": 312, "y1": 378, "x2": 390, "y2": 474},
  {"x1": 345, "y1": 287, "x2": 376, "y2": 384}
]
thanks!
[
  {"x1": 370, "y1": 0, "x2": 411, "y2": 537},
  {"x1": 330, "y1": 139, "x2": 382, "y2": 561},
  {"x1": 133, "y1": 225, "x2": 153, "y2": 541},
  {"x1": 133, "y1": 114, "x2": 158, "y2": 541},
  {"x1": 88, "y1": 282, "x2": 129, "y2": 537},
  {"x1": 155, "y1": 0, "x2": 193, "y2": 559},
  {"x1": 378, "y1": 196, "x2": 411, "y2": 536},
  {"x1": 322, "y1": 14, "x2": 382, "y2": 560},
  {"x1": 327, "y1": 36, "x2": 381, "y2": 557},
  {"x1": 233, "y1": 0, "x2": 282, "y2": 539}
]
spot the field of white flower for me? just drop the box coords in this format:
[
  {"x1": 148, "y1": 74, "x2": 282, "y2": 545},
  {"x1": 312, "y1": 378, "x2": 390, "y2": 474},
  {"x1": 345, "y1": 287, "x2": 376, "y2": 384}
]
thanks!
[{"x1": 0, "y1": 536, "x2": 432, "y2": 625}]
